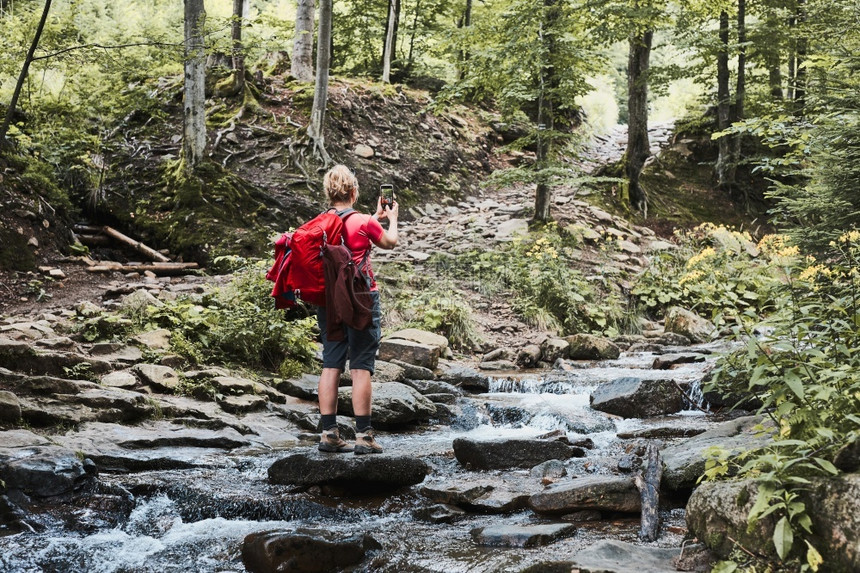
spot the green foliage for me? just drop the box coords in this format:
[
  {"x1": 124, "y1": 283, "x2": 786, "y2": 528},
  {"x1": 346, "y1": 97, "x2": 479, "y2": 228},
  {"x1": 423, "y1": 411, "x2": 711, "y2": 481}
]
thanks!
[
  {"x1": 388, "y1": 280, "x2": 482, "y2": 351},
  {"x1": 449, "y1": 223, "x2": 626, "y2": 336},
  {"x1": 137, "y1": 258, "x2": 317, "y2": 374},
  {"x1": 703, "y1": 231, "x2": 860, "y2": 569},
  {"x1": 632, "y1": 223, "x2": 786, "y2": 321}
]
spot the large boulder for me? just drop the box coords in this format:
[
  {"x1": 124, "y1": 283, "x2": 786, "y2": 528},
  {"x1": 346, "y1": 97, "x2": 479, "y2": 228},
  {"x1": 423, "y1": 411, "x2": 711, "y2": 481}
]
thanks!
[
  {"x1": 664, "y1": 307, "x2": 716, "y2": 344},
  {"x1": 386, "y1": 328, "x2": 449, "y2": 354},
  {"x1": 528, "y1": 475, "x2": 641, "y2": 514},
  {"x1": 687, "y1": 475, "x2": 860, "y2": 571},
  {"x1": 565, "y1": 334, "x2": 621, "y2": 360},
  {"x1": 337, "y1": 381, "x2": 436, "y2": 426},
  {"x1": 268, "y1": 452, "x2": 429, "y2": 491},
  {"x1": 0, "y1": 445, "x2": 90, "y2": 497},
  {"x1": 242, "y1": 529, "x2": 380, "y2": 573},
  {"x1": 437, "y1": 363, "x2": 490, "y2": 393},
  {"x1": 590, "y1": 378, "x2": 684, "y2": 418},
  {"x1": 453, "y1": 437, "x2": 585, "y2": 470},
  {"x1": 0, "y1": 338, "x2": 111, "y2": 378},
  {"x1": 540, "y1": 338, "x2": 570, "y2": 363},
  {"x1": 421, "y1": 476, "x2": 542, "y2": 513},
  {"x1": 661, "y1": 415, "x2": 772, "y2": 492},
  {"x1": 378, "y1": 339, "x2": 440, "y2": 370},
  {"x1": 566, "y1": 540, "x2": 686, "y2": 573}
]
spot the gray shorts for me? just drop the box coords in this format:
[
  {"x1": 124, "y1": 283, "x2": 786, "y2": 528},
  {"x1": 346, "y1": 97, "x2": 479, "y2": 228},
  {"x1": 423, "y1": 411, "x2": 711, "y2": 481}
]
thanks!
[{"x1": 316, "y1": 291, "x2": 381, "y2": 374}]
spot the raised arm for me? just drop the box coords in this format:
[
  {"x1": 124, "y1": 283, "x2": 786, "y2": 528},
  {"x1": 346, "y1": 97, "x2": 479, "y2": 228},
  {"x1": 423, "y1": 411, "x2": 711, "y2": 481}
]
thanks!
[{"x1": 372, "y1": 196, "x2": 399, "y2": 250}]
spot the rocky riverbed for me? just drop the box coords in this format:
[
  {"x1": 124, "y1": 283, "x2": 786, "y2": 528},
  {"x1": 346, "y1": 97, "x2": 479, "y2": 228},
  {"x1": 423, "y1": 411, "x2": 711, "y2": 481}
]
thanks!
[{"x1": 0, "y1": 283, "x2": 760, "y2": 573}]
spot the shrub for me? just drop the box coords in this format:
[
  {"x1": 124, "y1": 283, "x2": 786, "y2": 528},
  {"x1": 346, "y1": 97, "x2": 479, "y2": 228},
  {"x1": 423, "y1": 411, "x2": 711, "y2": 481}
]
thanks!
[{"x1": 703, "y1": 231, "x2": 860, "y2": 570}]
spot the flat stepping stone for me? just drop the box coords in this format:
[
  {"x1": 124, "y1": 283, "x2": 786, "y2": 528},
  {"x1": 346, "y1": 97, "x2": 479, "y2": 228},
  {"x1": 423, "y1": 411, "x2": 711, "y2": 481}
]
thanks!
[
  {"x1": 471, "y1": 523, "x2": 577, "y2": 548},
  {"x1": 268, "y1": 451, "x2": 429, "y2": 491}
]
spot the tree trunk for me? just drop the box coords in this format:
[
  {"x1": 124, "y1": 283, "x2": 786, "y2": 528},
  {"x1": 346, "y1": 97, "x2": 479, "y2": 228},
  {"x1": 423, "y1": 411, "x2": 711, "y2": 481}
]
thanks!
[
  {"x1": 381, "y1": 0, "x2": 398, "y2": 82},
  {"x1": 291, "y1": 0, "x2": 315, "y2": 82},
  {"x1": 787, "y1": 14, "x2": 796, "y2": 101},
  {"x1": 625, "y1": 29, "x2": 652, "y2": 214},
  {"x1": 230, "y1": 0, "x2": 246, "y2": 94},
  {"x1": 765, "y1": 14, "x2": 783, "y2": 99},
  {"x1": 307, "y1": 0, "x2": 332, "y2": 164},
  {"x1": 715, "y1": 10, "x2": 732, "y2": 193},
  {"x1": 730, "y1": 0, "x2": 745, "y2": 202},
  {"x1": 456, "y1": 0, "x2": 473, "y2": 79},
  {"x1": 533, "y1": 0, "x2": 559, "y2": 223},
  {"x1": 183, "y1": 0, "x2": 207, "y2": 173},
  {"x1": 635, "y1": 443, "x2": 662, "y2": 542},
  {"x1": 794, "y1": 0, "x2": 807, "y2": 115},
  {"x1": 0, "y1": 0, "x2": 52, "y2": 148},
  {"x1": 406, "y1": 0, "x2": 422, "y2": 71}
]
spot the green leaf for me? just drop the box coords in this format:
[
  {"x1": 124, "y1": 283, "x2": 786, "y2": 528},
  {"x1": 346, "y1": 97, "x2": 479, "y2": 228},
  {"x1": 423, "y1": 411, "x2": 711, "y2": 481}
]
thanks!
[
  {"x1": 813, "y1": 457, "x2": 839, "y2": 475},
  {"x1": 774, "y1": 516, "x2": 794, "y2": 560},
  {"x1": 785, "y1": 371, "x2": 805, "y2": 400},
  {"x1": 806, "y1": 541, "x2": 823, "y2": 571},
  {"x1": 711, "y1": 561, "x2": 738, "y2": 573}
]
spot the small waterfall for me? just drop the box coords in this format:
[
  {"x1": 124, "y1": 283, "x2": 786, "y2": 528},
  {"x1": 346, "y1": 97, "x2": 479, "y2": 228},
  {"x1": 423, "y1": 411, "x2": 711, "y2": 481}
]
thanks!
[{"x1": 684, "y1": 379, "x2": 710, "y2": 412}]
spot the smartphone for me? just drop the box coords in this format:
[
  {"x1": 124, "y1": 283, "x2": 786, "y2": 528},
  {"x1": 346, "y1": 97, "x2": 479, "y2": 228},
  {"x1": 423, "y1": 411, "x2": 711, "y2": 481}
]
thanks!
[{"x1": 380, "y1": 184, "x2": 395, "y2": 210}]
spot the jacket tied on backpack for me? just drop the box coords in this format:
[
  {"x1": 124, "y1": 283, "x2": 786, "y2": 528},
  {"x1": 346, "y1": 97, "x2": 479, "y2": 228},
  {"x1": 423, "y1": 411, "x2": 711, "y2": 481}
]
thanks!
[{"x1": 266, "y1": 208, "x2": 373, "y2": 340}]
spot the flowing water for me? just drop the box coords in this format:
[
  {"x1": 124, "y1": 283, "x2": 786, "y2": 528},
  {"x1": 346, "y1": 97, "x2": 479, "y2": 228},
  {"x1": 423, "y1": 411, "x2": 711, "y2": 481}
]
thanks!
[{"x1": 0, "y1": 347, "x2": 724, "y2": 573}]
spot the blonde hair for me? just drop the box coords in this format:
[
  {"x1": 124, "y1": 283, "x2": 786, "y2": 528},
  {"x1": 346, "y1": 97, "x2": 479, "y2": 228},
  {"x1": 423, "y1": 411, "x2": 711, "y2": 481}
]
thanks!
[{"x1": 324, "y1": 164, "x2": 358, "y2": 205}]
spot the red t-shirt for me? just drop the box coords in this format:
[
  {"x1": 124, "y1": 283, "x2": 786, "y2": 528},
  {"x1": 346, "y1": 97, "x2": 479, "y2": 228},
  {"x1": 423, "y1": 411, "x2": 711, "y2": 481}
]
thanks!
[{"x1": 343, "y1": 213, "x2": 384, "y2": 290}]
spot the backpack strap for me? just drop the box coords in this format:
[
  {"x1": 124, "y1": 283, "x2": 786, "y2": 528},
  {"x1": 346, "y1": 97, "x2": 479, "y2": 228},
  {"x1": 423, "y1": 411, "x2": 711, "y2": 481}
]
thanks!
[{"x1": 335, "y1": 208, "x2": 372, "y2": 287}]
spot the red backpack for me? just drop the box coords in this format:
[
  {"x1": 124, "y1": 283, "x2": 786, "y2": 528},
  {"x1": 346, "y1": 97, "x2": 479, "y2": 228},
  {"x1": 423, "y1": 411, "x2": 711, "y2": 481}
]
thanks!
[{"x1": 266, "y1": 209, "x2": 358, "y2": 308}]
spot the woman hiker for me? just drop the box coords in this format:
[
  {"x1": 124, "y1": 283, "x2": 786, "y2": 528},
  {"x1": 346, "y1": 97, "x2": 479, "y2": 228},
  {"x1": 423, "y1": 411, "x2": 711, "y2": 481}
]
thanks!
[{"x1": 317, "y1": 164, "x2": 399, "y2": 454}]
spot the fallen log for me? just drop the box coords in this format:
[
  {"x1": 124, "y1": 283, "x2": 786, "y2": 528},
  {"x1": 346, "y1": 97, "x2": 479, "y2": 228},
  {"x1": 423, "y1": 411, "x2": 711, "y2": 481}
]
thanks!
[
  {"x1": 634, "y1": 442, "x2": 662, "y2": 542},
  {"x1": 101, "y1": 226, "x2": 171, "y2": 263},
  {"x1": 77, "y1": 234, "x2": 111, "y2": 247},
  {"x1": 86, "y1": 262, "x2": 199, "y2": 276}
]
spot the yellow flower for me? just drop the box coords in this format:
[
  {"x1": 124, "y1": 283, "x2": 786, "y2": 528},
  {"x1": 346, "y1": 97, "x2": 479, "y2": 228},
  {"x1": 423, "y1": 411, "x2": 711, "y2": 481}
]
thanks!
[
  {"x1": 679, "y1": 270, "x2": 705, "y2": 286},
  {"x1": 837, "y1": 230, "x2": 860, "y2": 244},
  {"x1": 686, "y1": 247, "x2": 717, "y2": 269}
]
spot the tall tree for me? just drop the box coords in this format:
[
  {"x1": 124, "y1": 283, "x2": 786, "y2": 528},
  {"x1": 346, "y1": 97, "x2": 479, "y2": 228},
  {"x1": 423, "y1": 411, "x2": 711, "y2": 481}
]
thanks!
[
  {"x1": 715, "y1": 9, "x2": 732, "y2": 192},
  {"x1": 533, "y1": 0, "x2": 561, "y2": 222},
  {"x1": 0, "y1": 0, "x2": 52, "y2": 148},
  {"x1": 381, "y1": 0, "x2": 399, "y2": 82},
  {"x1": 183, "y1": 0, "x2": 207, "y2": 172},
  {"x1": 793, "y1": 0, "x2": 807, "y2": 114},
  {"x1": 455, "y1": 0, "x2": 472, "y2": 79},
  {"x1": 626, "y1": 28, "x2": 653, "y2": 213},
  {"x1": 231, "y1": 0, "x2": 246, "y2": 93},
  {"x1": 730, "y1": 0, "x2": 746, "y2": 202},
  {"x1": 307, "y1": 0, "x2": 332, "y2": 164},
  {"x1": 291, "y1": 0, "x2": 315, "y2": 82}
]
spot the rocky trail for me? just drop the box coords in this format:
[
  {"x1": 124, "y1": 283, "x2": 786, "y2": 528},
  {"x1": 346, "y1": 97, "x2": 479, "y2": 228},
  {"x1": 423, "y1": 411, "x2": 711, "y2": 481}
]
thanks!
[{"x1": 0, "y1": 124, "x2": 783, "y2": 573}]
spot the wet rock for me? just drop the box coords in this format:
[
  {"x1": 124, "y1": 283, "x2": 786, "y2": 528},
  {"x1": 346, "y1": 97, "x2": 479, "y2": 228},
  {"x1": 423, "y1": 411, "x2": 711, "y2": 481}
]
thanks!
[
  {"x1": 412, "y1": 503, "x2": 466, "y2": 523},
  {"x1": 661, "y1": 415, "x2": 772, "y2": 492},
  {"x1": 530, "y1": 459, "x2": 567, "y2": 479},
  {"x1": 453, "y1": 437, "x2": 586, "y2": 470},
  {"x1": 486, "y1": 403, "x2": 532, "y2": 427},
  {"x1": 471, "y1": 523, "x2": 577, "y2": 548},
  {"x1": 100, "y1": 370, "x2": 139, "y2": 390},
  {"x1": 378, "y1": 338, "x2": 440, "y2": 370},
  {"x1": 652, "y1": 353, "x2": 705, "y2": 369},
  {"x1": 654, "y1": 332, "x2": 691, "y2": 346},
  {"x1": 389, "y1": 359, "x2": 434, "y2": 380},
  {"x1": 400, "y1": 378, "x2": 463, "y2": 397},
  {"x1": 561, "y1": 509, "x2": 602, "y2": 522},
  {"x1": 268, "y1": 451, "x2": 429, "y2": 490},
  {"x1": 590, "y1": 378, "x2": 684, "y2": 418},
  {"x1": 617, "y1": 427, "x2": 706, "y2": 440},
  {"x1": 133, "y1": 363, "x2": 180, "y2": 393},
  {"x1": 437, "y1": 363, "x2": 490, "y2": 393},
  {"x1": 688, "y1": 475, "x2": 860, "y2": 570},
  {"x1": 616, "y1": 454, "x2": 639, "y2": 473},
  {"x1": 664, "y1": 307, "x2": 716, "y2": 344},
  {"x1": 0, "y1": 445, "x2": 90, "y2": 497},
  {"x1": 242, "y1": 528, "x2": 380, "y2": 573},
  {"x1": 528, "y1": 475, "x2": 641, "y2": 514},
  {"x1": 422, "y1": 477, "x2": 541, "y2": 513},
  {"x1": 0, "y1": 390, "x2": 22, "y2": 422},
  {"x1": 516, "y1": 344, "x2": 542, "y2": 367},
  {"x1": 567, "y1": 539, "x2": 684, "y2": 573},
  {"x1": 565, "y1": 334, "x2": 621, "y2": 360},
  {"x1": 540, "y1": 338, "x2": 569, "y2": 362},
  {"x1": 479, "y1": 359, "x2": 517, "y2": 371},
  {"x1": 338, "y1": 381, "x2": 436, "y2": 426},
  {"x1": 421, "y1": 481, "x2": 495, "y2": 505}
]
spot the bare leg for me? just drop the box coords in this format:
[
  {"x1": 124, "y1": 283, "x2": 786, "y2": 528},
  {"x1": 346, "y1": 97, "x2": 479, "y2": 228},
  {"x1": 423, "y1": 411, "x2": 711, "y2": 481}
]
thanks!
[
  {"x1": 318, "y1": 367, "x2": 342, "y2": 415},
  {"x1": 351, "y1": 368, "x2": 372, "y2": 416}
]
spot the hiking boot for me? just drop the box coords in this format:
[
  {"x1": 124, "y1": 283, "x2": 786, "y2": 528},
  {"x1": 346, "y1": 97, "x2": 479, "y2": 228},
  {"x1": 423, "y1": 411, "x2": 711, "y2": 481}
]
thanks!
[
  {"x1": 318, "y1": 428, "x2": 353, "y2": 453},
  {"x1": 354, "y1": 430, "x2": 383, "y2": 455}
]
